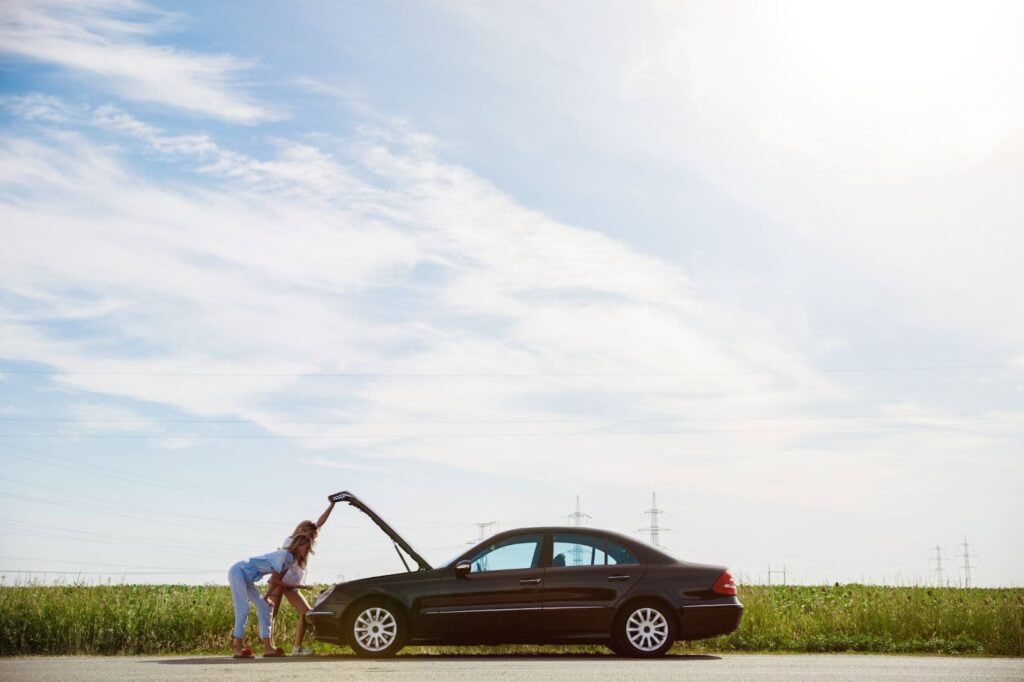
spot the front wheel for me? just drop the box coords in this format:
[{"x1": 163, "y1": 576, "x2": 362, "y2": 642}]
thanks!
[
  {"x1": 345, "y1": 600, "x2": 406, "y2": 657},
  {"x1": 613, "y1": 601, "x2": 677, "y2": 657}
]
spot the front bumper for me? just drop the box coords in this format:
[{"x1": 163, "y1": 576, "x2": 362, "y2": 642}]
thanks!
[
  {"x1": 679, "y1": 601, "x2": 743, "y2": 640},
  {"x1": 305, "y1": 609, "x2": 344, "y2": 644}
]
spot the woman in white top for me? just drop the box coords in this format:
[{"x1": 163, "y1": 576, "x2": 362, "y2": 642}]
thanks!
[{"x1": 266, "y1": 496, "x2": 336, "y2": 655}]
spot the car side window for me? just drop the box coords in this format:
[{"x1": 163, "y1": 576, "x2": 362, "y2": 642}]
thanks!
[
  {"x1": 552, "y1": 532, "x2": 607, "y2": 567},
  {"x1": 606, "y1": 539, "x2": 638, "y2": 565},
  {"x1": 468, "y1": 533, "x2": 543, "y2": 572}
]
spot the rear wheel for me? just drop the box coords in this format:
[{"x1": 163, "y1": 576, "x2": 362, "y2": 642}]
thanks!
[
  {"x1": 345, "y1": 600, "x2": 406, "y2": 657},
  {"x1": 613, "y1": 601, "x2": 676, "y2": 657}
]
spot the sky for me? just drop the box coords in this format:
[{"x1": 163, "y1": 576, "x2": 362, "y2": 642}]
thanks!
[{"x1": 0, "y1": 0, "x2": 1022, "y2": 587}]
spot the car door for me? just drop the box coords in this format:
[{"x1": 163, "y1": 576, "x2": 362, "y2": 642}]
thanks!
[
  {"x1": 434, "y1": 532, "x2": 547, "y2": 642},
  {"x1": 542, "y1": 532, "x2": 645, "y2": 636}
]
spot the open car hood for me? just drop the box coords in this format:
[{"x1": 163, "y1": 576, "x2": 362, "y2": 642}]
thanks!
[{"x1": 329, "y1": 491, "x2": 432, "y2": 571}]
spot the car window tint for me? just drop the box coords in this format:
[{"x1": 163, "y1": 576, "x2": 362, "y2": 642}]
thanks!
[
  {"x1": 468, "y1": 533, "x2": 543, "y2": 572},
  {"x1": 552, "y1": 532, "x2": 607, "y2": 567},
  {"x1": 606, "y1": 539, "x2": 638, "y2": 565}
]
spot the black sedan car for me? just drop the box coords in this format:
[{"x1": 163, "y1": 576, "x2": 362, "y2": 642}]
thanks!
[{"x1": 306, "y1": 492, "x2": 742, "y2": 657}]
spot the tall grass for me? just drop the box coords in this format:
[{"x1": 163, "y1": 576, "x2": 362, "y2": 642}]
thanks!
[
  {"x1": 689, "y1": 585, "x2": 1023, "y2": 656},
  {"x1": 0, "y1": 583, "x2": 287, "y2": 655},
  {"x1": 0, "y1": 582, "x2": 1020, "y2": 656}
]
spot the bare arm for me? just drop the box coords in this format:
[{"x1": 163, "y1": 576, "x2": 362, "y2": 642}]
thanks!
[
  {"x1": 315, "y1": 498, "x2": 336, "y2": 529},
  {"x1": 270, "y1": 573, "x2": 310, "y2": 591},
  {"x1": 265, "y1": 571, "x2": 285, "y2": 605}
]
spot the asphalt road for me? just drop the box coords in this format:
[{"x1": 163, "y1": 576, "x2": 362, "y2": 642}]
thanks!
[{"x1": 1, "y1": 654, "x2": 1021, "y2": 681}]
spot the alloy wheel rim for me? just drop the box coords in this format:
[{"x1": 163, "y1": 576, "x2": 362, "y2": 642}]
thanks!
[
  {"x1": 353, "y1": 607, "x2": 398, "y2": 652},
  {"x1": 625, "y1": 607, "x2": 669, "y2": 652}
]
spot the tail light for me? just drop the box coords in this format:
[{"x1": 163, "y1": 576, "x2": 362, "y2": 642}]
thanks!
[{"x1": 712, "y1": 570, "x2": 737, "y2": 596}]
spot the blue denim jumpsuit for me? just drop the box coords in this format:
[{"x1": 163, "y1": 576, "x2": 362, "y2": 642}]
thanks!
[{"x1": 228, "y1": 549, "x2": 294, "y2": 639}]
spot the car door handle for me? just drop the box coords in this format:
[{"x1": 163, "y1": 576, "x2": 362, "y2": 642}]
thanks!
[
  {"x1": 519, "y1": 578, "x2": 542, "y2": 585},
  {"x1": 608, "y1": 575, "x2": 631, "y2": 582}
]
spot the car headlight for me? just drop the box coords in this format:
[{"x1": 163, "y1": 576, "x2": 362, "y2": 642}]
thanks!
[{"x1": 313, "y1": 585, "x2": 337, "y2": 608}]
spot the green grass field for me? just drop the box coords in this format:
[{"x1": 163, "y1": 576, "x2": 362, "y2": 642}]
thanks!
[{"x1": 0, "y1": 583, "x2": 1020, "y2": 656}]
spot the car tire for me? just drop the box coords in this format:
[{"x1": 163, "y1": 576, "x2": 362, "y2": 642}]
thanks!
[
  {"x1": 612, "y1": 601, "x2": 677, "y2": 657},
  {"x1": 345, "y1": 599, "x2": 407, "y2": 657}
]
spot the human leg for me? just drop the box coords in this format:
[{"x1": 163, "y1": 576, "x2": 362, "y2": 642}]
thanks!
[
  {"x1": 266, "y1": 590, "x2": 282, "y2": 646},
  {"x1": 285, "y1": 589, "x2": 311, "y2": 651},
  {"x1": 227, "y1": 563, "x2": 252, "y2": 656},
  {"x1": 246, "y1": 582, "x2": 279, "y2": 655}
]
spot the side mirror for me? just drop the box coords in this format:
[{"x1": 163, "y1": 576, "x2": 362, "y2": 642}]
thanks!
[{"x1": 455, "y1": 560, "x2": 472, "y2": 577}]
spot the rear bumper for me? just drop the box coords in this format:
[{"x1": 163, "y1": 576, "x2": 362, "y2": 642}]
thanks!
[
  {"x1": 678, "y1": 601, "x2": 743, "y2": 640},
  {"x1": 305, "y1": 609, "x2": 344, "y2": 644}
]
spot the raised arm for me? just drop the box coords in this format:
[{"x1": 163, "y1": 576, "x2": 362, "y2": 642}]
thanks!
[{"x1": 315, "y1": 497, "x2": 336, "y2": 529}]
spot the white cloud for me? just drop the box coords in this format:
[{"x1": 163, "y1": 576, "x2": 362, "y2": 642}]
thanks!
[
  {"x1": 0, "y1": 0, "x2": 279, "y2": 122},
  {"x1": 0, "y1": 92, "x2": 75, "y2": 122},
  {"x1": 0, "y1": 104, "x2": 851, "y2": 478}
]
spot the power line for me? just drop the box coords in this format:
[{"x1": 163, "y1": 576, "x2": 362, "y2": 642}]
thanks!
[
  {"x1": 0, "y1": 411, "x2": 1005, "y2": 424},
  {"x1": 0, "y1": 489, "x2": 383, "y2": 547},
  {"x1": 0, "y1": 565, "x2": 220, "y2": 569},
  {"x1": 0, "y1": 441, "x2": 295, "y2": 510},
  {"x1": 0, "y1": 490, "x2": 270, "y2": 538},
  {"x1": 0, "y1": 516, "x2": 249, "y2": 552},
  {"x1": 0, "y1": 443, "x2": 487, "y2": 536},
  {"x1": 0, "y1": 556, "x2": 222, "y2": 571},
  {"x1": 0, "y1": 475, "x2": 272, "y2": 528},
  {"x1": 3, "y1": 363, "x2": 1015, "y2": 377},
  {"x1": 4, "y1": 419, "x2": 1018, "y2": 439},
  {"x1": 639, "y1": 492, "x2": 670, "y2": 548},
  {"x1": 0, "y1": 524, "x2": 232, "y2": 559}
]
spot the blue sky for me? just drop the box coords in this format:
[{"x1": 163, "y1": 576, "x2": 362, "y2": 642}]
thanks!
[{"x1": 0, "y1": 0, "x2": 1022, "y2": 586}]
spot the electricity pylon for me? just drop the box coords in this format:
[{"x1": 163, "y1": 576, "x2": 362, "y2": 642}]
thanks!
[
  {"x1": 566, "y1": 496, "x2": 591, "y2": 566},
  {"x1": 957, "y1": 536, "x2": 978, "y2": 588},
  {"x1": 930, "y1": 544, "x2": 945, "y2": 586},
  {"x1": 567, "y1": 495, "x2": 591, "y2": 527},
  {"x1": 639, "y1": 492, "x2": 670, "y2": 548},
  {"x1": 468, "y1": 521, "x2": 496, "y2": 545}
]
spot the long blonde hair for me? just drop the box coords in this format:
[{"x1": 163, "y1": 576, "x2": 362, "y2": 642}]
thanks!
[
  {"x1": 291, "y1": 520, "x2": 318, "y2": 539},
  {"x1": 287, "y1": 533, "x2": 315, "y2": 569}
]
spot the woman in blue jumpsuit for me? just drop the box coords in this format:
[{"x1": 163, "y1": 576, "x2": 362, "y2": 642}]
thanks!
[{"x1": 228, "y1": 537, "x2": 312, "y2": 657}]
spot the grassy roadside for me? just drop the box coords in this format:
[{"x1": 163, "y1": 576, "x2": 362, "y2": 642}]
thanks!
[
  {"x1": 688, "y1": 585, "x2": 1023, "y2": 656},
  {"x1": 0, "y1": 583, "x2": 1020, "y2": 656}
]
